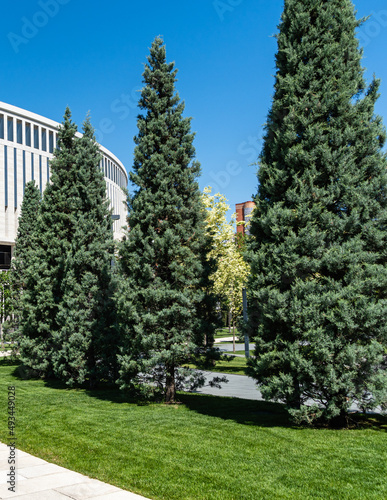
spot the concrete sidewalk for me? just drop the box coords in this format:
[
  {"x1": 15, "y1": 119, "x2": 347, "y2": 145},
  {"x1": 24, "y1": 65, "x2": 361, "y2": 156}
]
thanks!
[{"x1": 0, "y1": 443, "x2": 149, "y2": 500}]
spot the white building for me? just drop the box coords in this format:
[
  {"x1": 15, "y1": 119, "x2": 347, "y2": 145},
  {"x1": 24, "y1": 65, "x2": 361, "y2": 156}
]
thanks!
[{"x1": 0, "y1": 102, "x2": 128, "y2": 269}]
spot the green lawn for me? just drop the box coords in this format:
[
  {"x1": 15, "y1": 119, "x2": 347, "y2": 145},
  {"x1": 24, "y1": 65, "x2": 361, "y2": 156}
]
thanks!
[
  {"x1": 186, "y1": 355, "x2": 248, "y2": 376},
  {"x1": 1, "y1": 360, "x2": 386, "y2": 500},
  {"x1": 228, "y1": 350, "x2": 255, "y2": 357},
  {"x1": 214, "y1": 328, "x2": 240, "y2": 339}
]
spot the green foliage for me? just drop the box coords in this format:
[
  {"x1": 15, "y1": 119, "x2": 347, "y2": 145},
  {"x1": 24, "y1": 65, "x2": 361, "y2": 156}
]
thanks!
[
  {"x1": 117, "y1": 37, "x2": 216, "y2": 402},
  {"x1": 0, "y1": 270, "x2": 12, "y2": 347},
  {"x1": 246, "y1": 0, "x2": 387, "y2": 424},
  {"x1": 16, "y1": 109, "x2": 118, "y2": 387},
  {"x1": 202, "y1": 187, "x2": 250, "y2": 326},
  {"x1": 9, "y1": 181, "x2": 41, "y2": 336}
]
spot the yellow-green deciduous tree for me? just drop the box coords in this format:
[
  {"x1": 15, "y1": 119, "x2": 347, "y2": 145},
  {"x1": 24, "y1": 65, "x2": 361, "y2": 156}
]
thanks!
[{"x1": 202, "y1": 187, "x2": 250, "y2": 352}]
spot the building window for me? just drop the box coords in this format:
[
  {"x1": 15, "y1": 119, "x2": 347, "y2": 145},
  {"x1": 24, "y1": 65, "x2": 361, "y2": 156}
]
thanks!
[
  {"x1": 47, "y1": 157, "x2": 50, "y2": 183},
  {"x1": 17, "y1": 120, "x2": 23, "y2": 144},
  {"x1": 7, "y1": 117, "x2": 13, "y2": 142},
  {"x1": 31, "y1": 152, "x2": 34, "y2": 180},
  {"x1": 49, "y1": 131, "x2": 54, "y2": 153},
  {"x1": 4, "y1": 145, "x2": 8, "y2": 207},
  {"x1": 34, "y1": 126, "x2": 39, "y2": 149},
  {"x1": 41, "y1": 128, "x2": 47, "y2": 151},
  {"x1": 25, "y1": 123, "x2": 31, "y2": 147},
  {"x1": 0, "y1": 114, "x2": 4, "y2": 139}
]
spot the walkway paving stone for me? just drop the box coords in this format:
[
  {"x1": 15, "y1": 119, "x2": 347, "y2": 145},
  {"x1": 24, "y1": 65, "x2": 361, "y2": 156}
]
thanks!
[{"x1": 0, "y1": 443, "x2": 149, "y2": 499}]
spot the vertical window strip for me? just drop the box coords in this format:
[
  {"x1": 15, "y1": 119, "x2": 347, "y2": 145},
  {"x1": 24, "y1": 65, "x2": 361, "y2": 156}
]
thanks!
[
  {"x1": 31, "y1": 152, "x2": 34, "y2": 181},
  {"x1": 4, "y1": 145, "x2": 8, "y2": 207},
  {"x1": 49, "y1": 131, "x2": 54, "y2": 153},
  {"x1": 25, "y1": 123, "x2": 31, "y2": 147},
  {"x1": 41, "y1": 129, "x2": 47, "y2": 151},
  {"x1": 7, "y1": 117, "x2": 13, "y2": 142},
  {"x1": 34, "y1": 126, "x2": 39, "y2": 149},
  {"x1": 47, "y1": 157, "x2": 50, "y2": 183},
  {"x1": 14, "y1": 148, "x2": 17, "y2": 209},
  {"x1": 17, "y1": 120, "x2": 22, "y2": 144},
  {"x1": 0, "y1": 114, "x2": 4, "y2": 139}
]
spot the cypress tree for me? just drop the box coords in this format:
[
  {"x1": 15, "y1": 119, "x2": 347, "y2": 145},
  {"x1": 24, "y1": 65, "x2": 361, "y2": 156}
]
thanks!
[
  {"x1": 117, "y1": 37, "x2": 213, "y2": 403},
  {"x1": 246, "y1": 0, "x2": 387, "y2": 424}
]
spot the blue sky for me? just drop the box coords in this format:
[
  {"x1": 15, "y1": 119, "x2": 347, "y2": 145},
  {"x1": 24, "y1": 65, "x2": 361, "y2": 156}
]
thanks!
[{"x1": 1, "y1": 0, "x2": 387, "y2": 216}]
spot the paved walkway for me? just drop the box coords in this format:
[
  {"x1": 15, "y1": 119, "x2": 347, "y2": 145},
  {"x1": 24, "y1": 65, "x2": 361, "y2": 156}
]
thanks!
[
  {"x1": 0, "y1": 443, "x2": 148, "y2": 500},
  {"x1": 195, "y1": 370, "x2": 263, "y2": 400}
]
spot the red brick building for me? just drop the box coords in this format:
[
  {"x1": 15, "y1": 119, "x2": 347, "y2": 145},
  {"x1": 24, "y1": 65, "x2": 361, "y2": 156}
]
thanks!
[{"x1": 236, "y1": 201, "x2": 256, "y2": 236}]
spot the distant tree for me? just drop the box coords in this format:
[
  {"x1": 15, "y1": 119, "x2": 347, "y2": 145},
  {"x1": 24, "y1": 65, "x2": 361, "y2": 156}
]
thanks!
[
  {"x1": 246, "y1": 0, "x2": 387, "y2": 425},
  {"x1": 18, "y1": 110, "x2": 118, "y2": 387},
  {"x1": 202, "y1": 187, "x2": 250, "y2": 351},
  {"x1": 9, "y1": 181, "x2": 41, "y2": 335},
  {"x1": 117, "y1": 37, "x2": 215, "y2": 403}
]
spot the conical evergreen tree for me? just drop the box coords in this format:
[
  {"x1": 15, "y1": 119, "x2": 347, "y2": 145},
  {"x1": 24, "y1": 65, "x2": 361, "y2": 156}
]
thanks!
[
  {"x1": 246, "y1": 0, "x2": 387, "y2": 424},
  {"x1": 18, "y1": 110, "x2": 79, "y2": 376},
  {"x1": 18, "y1": 109, "x2": 118, "y2": 387},
  {"x1": 117, "y1": 37, "x2": 214, "y2": 402},
  {"x1": 52, "y1": 117, "x2": 118, "y2": 387}
]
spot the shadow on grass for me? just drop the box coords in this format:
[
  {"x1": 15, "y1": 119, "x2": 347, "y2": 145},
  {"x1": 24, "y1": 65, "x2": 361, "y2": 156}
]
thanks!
[{"x1": 177, "y1": 391, "x2": 292, "y2": 428}]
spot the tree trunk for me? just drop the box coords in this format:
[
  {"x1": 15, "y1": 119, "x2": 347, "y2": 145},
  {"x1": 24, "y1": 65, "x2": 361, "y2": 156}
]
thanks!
[
  {"x1": 232, "y1": 320, "x2": 235, "y2": 353},
  {"x1": 165, "y1": 363, "x2": 176, "y2": 403},
  {"x1": 228, "y1": 310, "x2": 232, "y2": 335}
]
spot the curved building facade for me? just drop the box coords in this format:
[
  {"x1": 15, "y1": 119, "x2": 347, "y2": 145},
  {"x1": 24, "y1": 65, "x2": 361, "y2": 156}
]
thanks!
[{"x1": 0, "y1": 102, "x2": 128, "y2": 269}]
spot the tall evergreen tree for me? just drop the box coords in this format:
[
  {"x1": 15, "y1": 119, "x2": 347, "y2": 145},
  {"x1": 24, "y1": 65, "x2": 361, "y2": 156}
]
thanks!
[
  {"x1": 246, "y1": 0, "x2": 387, "y2": 424},
  {"x1": 52, "y1": 117, "x2": 118, "y2": 387},
  {"x1": 117, "y1": 37, "x2": 214, "y2": 403},
  {"x1": 18, "y1": 110, "x2": 118, "y2": 387},
  {"x1": 18, "y1": 111, "x2": 79, "y2": 376}
]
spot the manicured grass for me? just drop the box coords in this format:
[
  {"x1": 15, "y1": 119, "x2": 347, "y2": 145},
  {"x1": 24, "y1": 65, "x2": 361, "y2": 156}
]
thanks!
[
  {"x1": 1, "y1": 360, "x2": 386, "y2": 500},
  {"x1": 186, "y1": 355, "x2": 248, "y2": 376},
  {"x1": 228, "y1": 350, "x2": 255, "y2": 357},
  {"x1": 214, "y1": 328, "x2": 240, "y2": 339}
]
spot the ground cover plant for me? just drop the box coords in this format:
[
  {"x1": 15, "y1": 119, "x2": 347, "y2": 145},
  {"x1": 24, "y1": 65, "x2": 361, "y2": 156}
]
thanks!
[{"x1": 1, "y1": 361, "x2": 386, "y2": 500}]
